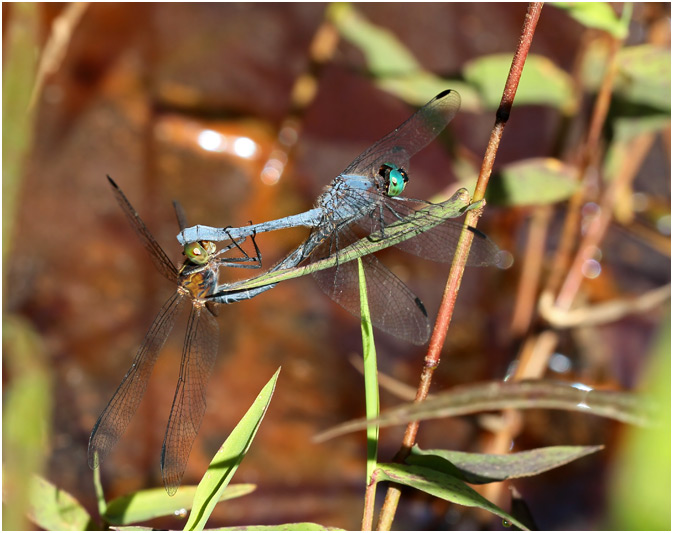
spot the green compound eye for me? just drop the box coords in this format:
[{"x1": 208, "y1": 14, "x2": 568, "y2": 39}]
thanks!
[
  {"x1": 385, "y1": 165, "x2": 409, "y2": 197},
  {"x1": 183, "y1": 242, "x2": 210, "y2": 265}
]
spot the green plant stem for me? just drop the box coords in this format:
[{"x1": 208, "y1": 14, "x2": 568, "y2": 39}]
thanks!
[{"x1": 375, "y1": 3, "x2": 544, "y2": 529}]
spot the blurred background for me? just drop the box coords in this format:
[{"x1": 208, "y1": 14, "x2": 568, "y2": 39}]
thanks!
[{"x1": 3, "y1": 3, "x2": 670, "y2": 530}]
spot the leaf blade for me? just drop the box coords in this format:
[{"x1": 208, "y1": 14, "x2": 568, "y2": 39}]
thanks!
[
  {"x1": 407, "y1": 445, "x2": 604, "y2": 484},
  {"x1": 184, "y1": 368, "x2": 281, "y2": 531},
  {"x1": 375, "y1": 463, "x2": 528, "y2": 530}
]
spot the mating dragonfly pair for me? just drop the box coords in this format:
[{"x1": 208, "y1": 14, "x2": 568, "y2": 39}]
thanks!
[{"x1": 89, "y1": 89, "x2": 504, "y2": 495}]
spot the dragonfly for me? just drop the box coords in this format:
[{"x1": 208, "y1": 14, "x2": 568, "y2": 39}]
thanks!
[
  {"x1": 178, "y1": 90, "x2": 503, "y2": 345},
  {"x1": 89, "y1": 176, "x2": 267, "y2": 496}
]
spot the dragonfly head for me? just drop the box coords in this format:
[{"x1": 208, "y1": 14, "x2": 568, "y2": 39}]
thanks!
[
  {"x1": 183, "y1": 240, "x2": 216, "y2": 265},
  {"x1": 379, "y1": 163, "x2": 409, "y2": 197}
]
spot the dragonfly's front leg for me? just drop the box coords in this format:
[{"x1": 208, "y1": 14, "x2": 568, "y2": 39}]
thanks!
[{"x1": 214, "y1": 227, "x2": 263, "y2": 270}]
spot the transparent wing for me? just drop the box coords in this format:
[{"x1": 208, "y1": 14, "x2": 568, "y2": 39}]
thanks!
[
  {"x1": 107, "y1": 176, "x2": 179, "y2": 283},
  {"x1": 309, "y1": 227, "x2": 431, "y2": 345},
  {"x1": 160, "y1": 303, "x2": 219, "y2": 495},
  {"x1": 173, "y1": 199, "x2": 189, "y2": 232},
  {"x1": 88, "y1": 290, "x2": 185, "y2": 469},
  {"x1": 343, "y1": 90, "x2": 461, "y2": 179},
  {"x1": 360, "y1": 196, "x2": 502, "y2": 267}
]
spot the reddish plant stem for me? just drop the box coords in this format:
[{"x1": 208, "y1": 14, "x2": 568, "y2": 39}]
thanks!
[
  {"x1": 362, "y1": 475, "x2": 378, "y2": 530},
  {"x1": 375, "y1": 3, "x2": 543, "y2": 530},
  {"x1": 545, "y1": 36, "x2": 622, "y2": 297}
]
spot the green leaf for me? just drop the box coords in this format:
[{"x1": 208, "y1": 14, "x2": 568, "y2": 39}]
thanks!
[
  {"x1": 582, "y1": 43, "x2": 671, "y2": 112},
  {"x1": 357, "y1": 258, "x2": 379, "y2": 486},
  {"x1": 375, "y1": 463, "x2": 528, "y2": 530},
  {"x1": 407, "y1": 445, "x2": 604, "y2": 484},
  {"x1": 328, "y1": 2, "x2": 419, "y2": 76},
  {"x1": 327, "y1": 3, "x2": 481, "y2": 111},
  {"x1": 608, "y1": 312, "x2": 671, "y2": 530},
  {"x1": 216, "y1": 523, "x2": 344, "y2": 531},
  {"x1": 104, "y1": 484, "x2": 255, "y2": 526},
  {"x1": 464, "y1": 54, "x2": 574, "y2": 110},
  {"x1": 220, "y1": 189, "x2": 475, "y2": 292},
  {"x1": 184, "y1": 368, "x2": 281, "y2": 531},
  {"x1": 615, "y1": 45, "x2": 671, "y2": 111},
  {"x1": 604, "y1": 116, "x2": 671, "y2": 183},
  {"x1": 3, "y1": 2, "x2": 39, "y2": 263},
  {"x1": 552, "y1": 2, "x2": 628, "y2": 39},
  {"x1": 486, "y1": 158, "x2": 579, "y2": 206},
  {"x1": 27, "y1": 476, "x2": 93, "y2": 531},
  {"x1": 3, "y1": 316, "x2": 52, "y2": 531},
  {"x1": 315, "y1": 379, "x2": 654, "y2": 441}
]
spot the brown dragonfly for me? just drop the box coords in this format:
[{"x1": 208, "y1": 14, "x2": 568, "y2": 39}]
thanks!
[{"x1": 88, "y1": 177, "x2": 264, "y2": 495}]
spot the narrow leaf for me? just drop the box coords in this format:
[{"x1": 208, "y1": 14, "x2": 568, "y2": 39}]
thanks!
[
  {"x1": 184, "y1": 368, "x2": 281, "y2": 531},
  {"x1": 327, "y1": 3, "x2": 481, "y2": 111},
  {"x1": 608, "y1": 313, "x2": 671, "y2": 530},
  {"x1": 104, "y1": 484, "x2": 255, "y2": 525},
  {"x1": 315, "y1": 379, "x2": 654, "y2": 441},
  {"x1": 3, "y1": 316, "x2": 51, "y2": 531},
  {"x1": 375, "y1": 463, "x2": 528, "y2": 530},
  {"x1": 27, "y1": 476, "x2": 92, "y2": 531},
  {"x1": 358, "y1": 258, "x2": 380, "y2": 485},
  {"x1": 3, "y1": 2, "x2": 39, "y2": 262},
  {"x1": 407, "y1": 445, "x2": 604, "y2": 484},
  {"x1": 217, "y1": 523, "x2": 344, "y2": 531}
]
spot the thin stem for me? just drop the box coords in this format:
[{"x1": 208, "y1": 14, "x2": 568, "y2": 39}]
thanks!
[
  {"x1": 509, "y1": 206, "x2": 552, "y2": 337},
  {"x1": 362, "y1": 478, "x2": 378, "y2": 531},
  {"x1": 375, "y1": 3, "x2": 544, "y2": 529},
  {"x1": 544, "y1": 36, "x2": 622, "y2": 297}
]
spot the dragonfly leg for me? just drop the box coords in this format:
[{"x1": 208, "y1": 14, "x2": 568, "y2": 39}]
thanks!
[{"x1": 214, "y1": 227, "x2": 262, "y2": 270}]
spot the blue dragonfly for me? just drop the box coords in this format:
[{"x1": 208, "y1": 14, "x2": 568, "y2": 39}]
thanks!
[
  {"x1": 178, "y1": 90, "x2": 503, "y2": 345},
  {"x1": 89, "y1": 177, "x2": 267, "y2": 495}
]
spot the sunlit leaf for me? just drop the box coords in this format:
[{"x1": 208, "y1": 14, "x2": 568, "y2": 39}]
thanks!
[
  {"x1": 582, "y1": 43, "x2": 671, "y2": 112},
  {"x1": 327, "y1": 3, "x2": 481, "y2": 111},
  {"x1": 406, "y1": 445, "x2": 604, "y2": 484},
  {"x1": 608, "y1": 313, "x2": 671, "y2": 530},
  {"x1": 3, "y1": 2, "x2": 39, "y2": 261},
  {"x1": 463, "y1": 54, "x2": 574, "y2": 110},
  {"x1": 184, "y1": 368, "x2": 280, "y2": 531},
  {"x1": 616, "y1": 45, "x2": 671, "y2": 111},
  {"x1": 3, "y1": 316, "x2": 51, "y2": 531},
  {"x1": 104, "y1": 484, "x2": 255, "y2": 525},
  {"x1": 328, "y1": 2, "x2": 418, "y2": 76},
  {"x1": 375, "y1": 463, "x2": 528, "y2": 530},
  {"x1": 486, "y1": 158, "x2": 579, "y2": 206},
  {"x1": 27, "y1": 476, "x2": 92, "y2": 531},
  {"x1": 315, "y1": 379, "x2": 654, "y2": 441},
  {"x1": 552, "y1": 2, "x2": 628, "y2": 39},
  {"x1": 357, "y1": 258, "x2": 380, "y2": 487}
]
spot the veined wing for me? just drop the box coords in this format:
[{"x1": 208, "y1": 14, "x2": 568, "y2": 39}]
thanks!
[
  {"x1": 356, "y1": 195, "x2": 502, "y2": 267},
  {"x1": 342, "y1": 90, "x2": 461, "y2": 179},
  {"x1": 309, "y1": 226, "x2": 431, "y2": 345},
  {"x1": 161, "y1": 303, "x2": 219, "y2": 495},
  {"x1": 172, "y1": 200, "x2": 190, "y2": 233},
  {"x1": 88, "y1": 290, "x2": 186, "y2": 469},
  {"x1": 107, "y1": 176, "x2": 179, "y2": 283}
]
